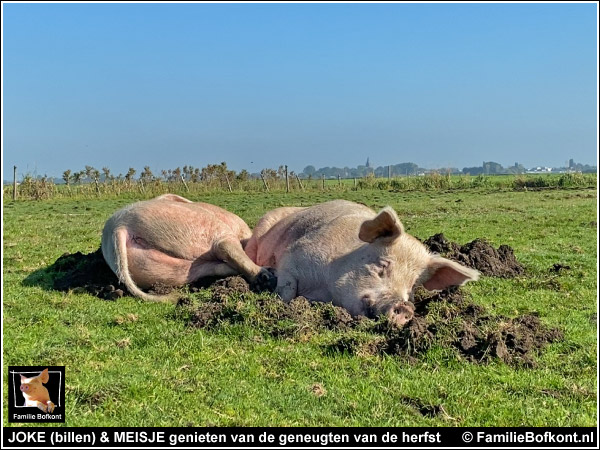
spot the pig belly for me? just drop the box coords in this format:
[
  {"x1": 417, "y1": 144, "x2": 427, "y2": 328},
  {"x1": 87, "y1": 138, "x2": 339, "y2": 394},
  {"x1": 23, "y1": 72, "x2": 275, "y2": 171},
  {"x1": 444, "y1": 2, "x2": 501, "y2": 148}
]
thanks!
[{"x1": 126, "y1": 235, "x2": 213, "y2": 288}]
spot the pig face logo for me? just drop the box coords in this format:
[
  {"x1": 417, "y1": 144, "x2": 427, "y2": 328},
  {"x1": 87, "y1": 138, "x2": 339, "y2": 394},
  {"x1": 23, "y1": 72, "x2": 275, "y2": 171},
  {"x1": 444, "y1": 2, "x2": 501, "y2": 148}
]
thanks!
[
  {"x1": 20, "y1": 369, "x2": 55, "y2": 413},
  {"x1": 8, "y1": 366, "x2": 65, "y2": 423}
]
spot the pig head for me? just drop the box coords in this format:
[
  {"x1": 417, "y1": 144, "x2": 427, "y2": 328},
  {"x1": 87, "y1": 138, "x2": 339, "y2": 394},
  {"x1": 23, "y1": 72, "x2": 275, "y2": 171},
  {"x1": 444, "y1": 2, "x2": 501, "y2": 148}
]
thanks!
[
  {"x1": 245, "y1": 200, "x2": 479, "y2": 326},
  {"x1": 20, "y1": 369, "x2": 55, "y2": 413},
  {"x1": 102, "y1": 194, "x2": 275, "y2": 302}
]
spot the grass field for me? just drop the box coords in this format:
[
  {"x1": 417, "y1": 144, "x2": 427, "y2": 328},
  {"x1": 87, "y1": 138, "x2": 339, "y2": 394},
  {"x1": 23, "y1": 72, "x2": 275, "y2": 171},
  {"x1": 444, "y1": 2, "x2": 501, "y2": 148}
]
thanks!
[{"x1": 3, "y1": 184, "x2": 597, "y2": 426}]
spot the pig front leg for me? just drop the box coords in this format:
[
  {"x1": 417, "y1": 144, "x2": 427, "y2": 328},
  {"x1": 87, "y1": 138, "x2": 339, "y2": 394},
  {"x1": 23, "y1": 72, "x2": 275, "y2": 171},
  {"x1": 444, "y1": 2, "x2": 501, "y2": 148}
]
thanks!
[
  {"x1": 275, "y1": 271, "x2": 298, "y2": 302},
  {"x1": 213, "y1": 238, "x2": 277, "y2": 291},
  {"x1": 26, "y1": 399, "x2": 49, "y2": 412}
]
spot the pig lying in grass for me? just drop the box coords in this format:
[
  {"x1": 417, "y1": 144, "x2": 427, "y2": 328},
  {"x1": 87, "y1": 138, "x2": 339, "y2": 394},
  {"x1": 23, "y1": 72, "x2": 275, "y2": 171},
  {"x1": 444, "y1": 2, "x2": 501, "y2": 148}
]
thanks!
[
  {"x1": 102, "y1": 194, "x2": 275, "y2": 302},
  {"x1": 245, "y1": 200, "x2": 479, "y2": 326}
]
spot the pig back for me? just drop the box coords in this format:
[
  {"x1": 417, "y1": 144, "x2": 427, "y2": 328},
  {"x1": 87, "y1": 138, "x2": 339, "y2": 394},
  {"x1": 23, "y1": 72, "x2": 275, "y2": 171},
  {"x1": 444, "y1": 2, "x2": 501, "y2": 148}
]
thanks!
[
  {"x1": 112, "y1": 199, "x2": 250, "y2": 260},
  {"x1": 253, "y1": 200, "x2": 375, "y2": 266}
]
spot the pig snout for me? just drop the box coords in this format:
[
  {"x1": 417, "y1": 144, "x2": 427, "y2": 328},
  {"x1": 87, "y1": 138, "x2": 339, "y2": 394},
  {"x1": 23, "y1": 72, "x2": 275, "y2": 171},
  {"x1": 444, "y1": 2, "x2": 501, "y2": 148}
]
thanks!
[
  {"x1": 20, "y1": 385, "x2": 29, "y2": 392},
  {"x1": 388, "y1": 301, "x2": 415, "y2": 327}
]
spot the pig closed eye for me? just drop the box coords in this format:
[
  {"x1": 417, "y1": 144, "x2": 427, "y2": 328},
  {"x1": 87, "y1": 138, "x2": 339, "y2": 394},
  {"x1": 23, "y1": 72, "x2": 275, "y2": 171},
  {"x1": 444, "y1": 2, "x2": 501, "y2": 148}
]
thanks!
[
  {"x1": 368, "y1": 265, "x2": 386, "y2": 278},
  {"x1": 377, "y1": 259, "x2": 391, "y2": 277}
]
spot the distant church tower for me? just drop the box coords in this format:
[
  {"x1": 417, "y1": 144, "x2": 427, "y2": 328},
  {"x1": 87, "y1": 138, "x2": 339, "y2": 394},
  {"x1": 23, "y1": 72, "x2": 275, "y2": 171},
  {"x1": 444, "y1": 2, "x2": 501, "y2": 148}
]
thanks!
[{"x1": 366, "y1": 157, "x2": 371, "y2": 168}]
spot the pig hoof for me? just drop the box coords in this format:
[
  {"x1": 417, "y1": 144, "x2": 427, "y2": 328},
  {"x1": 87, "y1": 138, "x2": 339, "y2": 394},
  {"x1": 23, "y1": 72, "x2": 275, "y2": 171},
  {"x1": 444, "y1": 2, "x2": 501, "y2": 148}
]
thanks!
[
  {"x1": 251, "y1": 267, "x2": 277, "y2": 292},
  {"x1": 47, "y1": 401, "x2": 55, "y2": 413}
]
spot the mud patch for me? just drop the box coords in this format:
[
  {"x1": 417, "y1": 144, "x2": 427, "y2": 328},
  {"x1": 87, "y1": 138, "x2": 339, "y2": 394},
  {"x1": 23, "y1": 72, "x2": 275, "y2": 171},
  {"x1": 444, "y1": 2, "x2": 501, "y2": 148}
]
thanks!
[
  {"x1": 181, "y1": 285, "x2": 354, "y2": 339},
  {"x1": 148, "y1": 282, "x2": 176, "y2": 296},
  {"x1": 51, "y1": 249, "x2": 125, "y2": 300},
  {"x1": 456, "y1": 312, "x2": 563, "y2": 367},
  {"x1": 423, "y1": 234, "x2": 524, "y2": 278},
  {"x1": 550, "y1": 263, "x2": 571, "y2": 273},
  {"x1": 178, "y1": 283, "x2": 562, "y2": 367},
  {"x1": 48, "y1": 250, "x2": 259, "y2": 300},
  {"x1": 399, "y1": 396, "x2": 445, "y2": 418}
]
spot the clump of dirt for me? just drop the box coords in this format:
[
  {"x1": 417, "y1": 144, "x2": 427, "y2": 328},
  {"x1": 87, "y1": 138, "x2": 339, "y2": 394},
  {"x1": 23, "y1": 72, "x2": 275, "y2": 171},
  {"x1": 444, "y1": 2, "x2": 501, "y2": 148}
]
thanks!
[
  {"x1": 179, "y1": 281, "x2": 562, "y2": 367},
  {"x1": 213, "y1": 276, "x2": 251, "y2": 293},
  {"x1": 399, "y1": 396, "x2": 446, "y2": 418},
  {"x1": 148, "y1": 282, "x2": 176, "y2": 296},
  {"x1": 325, "y1": 288, "x2": 562, "y2": 366},
  {"x1": 550, "y1": 263, "x2": 571, "y2": 273},
  {"x1": 51, "y1": 249, "x2": 124, "y2": 300},
  {"x1": 182, "y1": 284, "x2": 354, "y2": 339},
  {"x1": 423, "y1": 234, "x2": 524, "y2": 278},
  {"x1": 456, "y1": 312, "x2": 563, "y2": 367}
]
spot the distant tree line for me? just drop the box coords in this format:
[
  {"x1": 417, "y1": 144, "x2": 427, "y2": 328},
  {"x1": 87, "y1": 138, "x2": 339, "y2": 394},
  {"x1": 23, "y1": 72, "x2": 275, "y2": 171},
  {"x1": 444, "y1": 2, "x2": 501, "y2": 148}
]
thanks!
[
  {"x1": 301, "y1": 162, "x2": 422, "y2": 179},
  {"x1": 11, "y1": 159, "x2": 595, "y2": 189},
  {"x1": 298, "y1": 160, "x2": 596, "y2": 178}
]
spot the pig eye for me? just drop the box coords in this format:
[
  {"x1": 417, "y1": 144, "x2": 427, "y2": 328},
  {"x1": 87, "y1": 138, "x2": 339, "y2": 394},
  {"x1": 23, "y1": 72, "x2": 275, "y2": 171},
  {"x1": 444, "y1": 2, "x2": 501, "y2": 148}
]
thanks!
[{"x1": 376, "y1": 259, "x2": 391, "y2": 277}]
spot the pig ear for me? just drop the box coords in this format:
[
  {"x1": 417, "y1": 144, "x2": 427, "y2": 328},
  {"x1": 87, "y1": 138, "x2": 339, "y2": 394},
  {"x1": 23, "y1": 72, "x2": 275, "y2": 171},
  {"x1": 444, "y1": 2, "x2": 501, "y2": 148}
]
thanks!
[
  {"x1": 359, "y1": 207, "x2": 404, "y2": 244},
  {"x1": 420, "y1": 256, "x2": 480, "y2": 291},
  {"x1": 39, "y1": 369, "x2": 49, "y2": 383},
  {"x1": 20, "y1": 375, "x2": 27, "y2": 383}
]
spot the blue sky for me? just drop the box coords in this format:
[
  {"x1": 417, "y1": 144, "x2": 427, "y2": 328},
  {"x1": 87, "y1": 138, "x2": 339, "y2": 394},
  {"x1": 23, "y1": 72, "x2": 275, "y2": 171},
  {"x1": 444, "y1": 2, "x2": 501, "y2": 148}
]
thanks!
[{"x1": 2, "y1": 2, "x2": 598, "y2": 180}]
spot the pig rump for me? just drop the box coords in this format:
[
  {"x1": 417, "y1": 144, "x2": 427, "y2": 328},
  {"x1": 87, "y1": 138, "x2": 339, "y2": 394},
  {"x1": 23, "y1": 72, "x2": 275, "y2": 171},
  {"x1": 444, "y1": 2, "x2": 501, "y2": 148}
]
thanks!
[{"x1": 101, "y1": 194, "x2": 274, "y2": 302}]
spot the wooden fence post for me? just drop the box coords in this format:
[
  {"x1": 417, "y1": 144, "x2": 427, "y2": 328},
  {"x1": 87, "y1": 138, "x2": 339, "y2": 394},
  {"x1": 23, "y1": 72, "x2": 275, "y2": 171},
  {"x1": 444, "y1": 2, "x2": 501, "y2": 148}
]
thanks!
[
  {"x1": 13, "y1": 165, "x2": 17, "y2": 201},
  {"x1": 94, "y1": 175, "x2": 101, "y2": 196},
  {"x1": 322, "y1": 175, "x2": 325, "y2": 190},
  {"x1": 295, "y1": 174, "x2": 304, "y2": 191},
  {"x1": 180, "y1": 174, "x2": 190, "y2": 192},
  {"x1": 285, "y1": 165, "x2": 289, "y2": 193},
  {"x1": 260, "y1": 172, "x2": 270, "y2": 192},
  {"x1": 225, "y1": 174, "x2": 233, "y2": 192}
]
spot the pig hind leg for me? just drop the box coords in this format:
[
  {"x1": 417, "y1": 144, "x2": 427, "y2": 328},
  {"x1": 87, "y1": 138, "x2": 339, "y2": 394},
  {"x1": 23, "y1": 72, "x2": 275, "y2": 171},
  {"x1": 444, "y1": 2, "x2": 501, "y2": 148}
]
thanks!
[
  {"x1": 213, "y1": 238, "x2": 277, "y2": 291},
  {"x1": 110, "y1": 227, "x2": 184, "y2": 302}
]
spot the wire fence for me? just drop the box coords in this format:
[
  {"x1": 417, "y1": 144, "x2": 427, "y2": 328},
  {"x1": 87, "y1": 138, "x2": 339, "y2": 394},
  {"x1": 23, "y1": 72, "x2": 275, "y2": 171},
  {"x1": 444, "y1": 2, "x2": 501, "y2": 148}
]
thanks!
[{"x1": 3, "y1": 170, "x2": 596, "y2": 201}]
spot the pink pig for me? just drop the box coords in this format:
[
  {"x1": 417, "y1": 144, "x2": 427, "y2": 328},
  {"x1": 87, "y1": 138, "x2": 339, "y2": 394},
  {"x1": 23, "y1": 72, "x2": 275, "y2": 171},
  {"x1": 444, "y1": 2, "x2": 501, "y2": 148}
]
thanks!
[
  {"x1": 102, "y1": 194, "x2": 275, "y2": 301},
  {"x1": 245, "y1": 200, "x2": 479, "y2": 326},
  {"x1": 20, "y1": 369, "x2": 55, "y2": 413}
]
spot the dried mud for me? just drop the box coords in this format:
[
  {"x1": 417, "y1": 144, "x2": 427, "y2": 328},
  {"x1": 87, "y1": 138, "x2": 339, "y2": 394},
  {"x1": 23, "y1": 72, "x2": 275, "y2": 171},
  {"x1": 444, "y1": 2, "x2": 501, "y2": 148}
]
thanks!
[
  {"x1": 178, "y1": 278, "x2": 562, "y2": 367},
  {"x1": 51, "y1": 249, "x2": 125, "y2": 300},
  {"x1": 423, "y1": 233, "x2": 524, "y2": 278}
]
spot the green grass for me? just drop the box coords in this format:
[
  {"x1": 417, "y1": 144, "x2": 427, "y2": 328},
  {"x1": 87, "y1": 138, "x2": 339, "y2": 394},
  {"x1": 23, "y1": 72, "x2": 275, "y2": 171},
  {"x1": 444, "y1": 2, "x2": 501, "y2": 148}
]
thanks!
[{"x1": 3, "y1": 185, "x2": 597, "y2": 426}]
